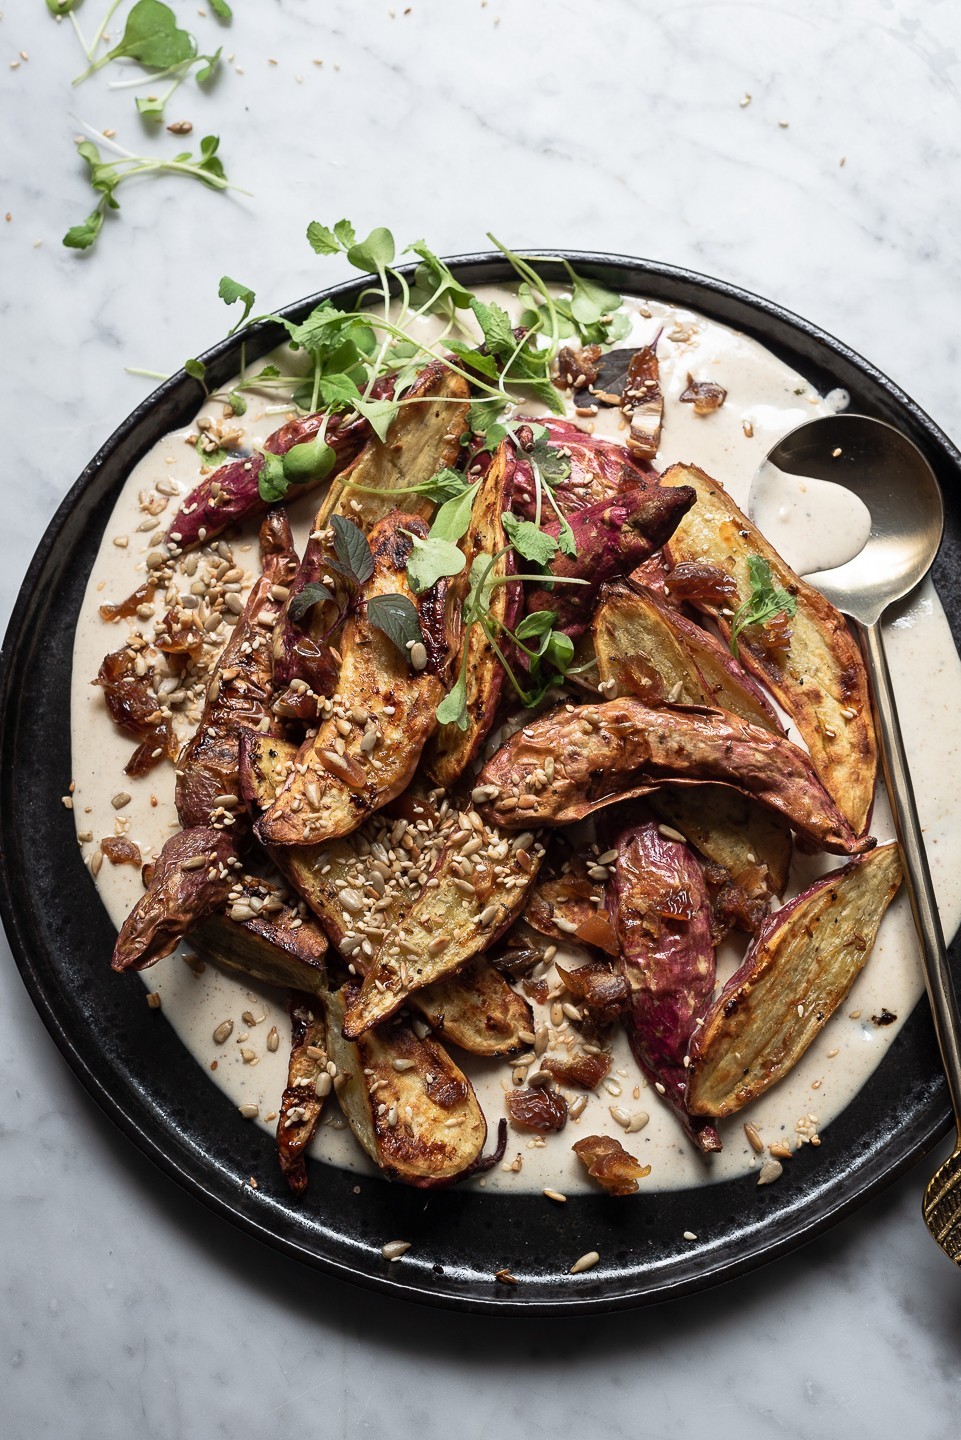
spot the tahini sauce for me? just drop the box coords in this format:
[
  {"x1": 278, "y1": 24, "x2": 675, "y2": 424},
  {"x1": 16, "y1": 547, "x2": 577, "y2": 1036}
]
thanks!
[{"x1": 70, "y1": 288, "x2": 961, "y2": 1194}]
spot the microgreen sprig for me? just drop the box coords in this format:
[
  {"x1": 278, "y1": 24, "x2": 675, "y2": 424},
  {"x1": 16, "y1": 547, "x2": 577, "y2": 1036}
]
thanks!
[{"x1": 729, "y1": 555, "x2": 798, "y2": 658}]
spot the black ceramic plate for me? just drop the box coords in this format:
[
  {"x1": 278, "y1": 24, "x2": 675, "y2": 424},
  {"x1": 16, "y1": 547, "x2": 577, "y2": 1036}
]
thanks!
[{"x1": 2, "y1": 253, "x2": 960, "y2": 1315}]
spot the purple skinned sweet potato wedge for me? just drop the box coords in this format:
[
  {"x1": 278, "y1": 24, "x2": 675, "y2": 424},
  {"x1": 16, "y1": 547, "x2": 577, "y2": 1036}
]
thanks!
[
  {"x1": 477, "y1": 698, "x2": 873, "y2": 856},
  {"x1": 111, "y1": 827, "x2": 237, "y2": 972},
  {"x1": 608, "y1": 819, "x2": 721, "y2": 1152}
]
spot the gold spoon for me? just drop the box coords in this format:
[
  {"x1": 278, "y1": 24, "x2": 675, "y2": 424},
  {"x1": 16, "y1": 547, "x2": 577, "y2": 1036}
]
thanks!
[{"x1": 753, "y1": 412, "x2": 961, "y2": 1262}]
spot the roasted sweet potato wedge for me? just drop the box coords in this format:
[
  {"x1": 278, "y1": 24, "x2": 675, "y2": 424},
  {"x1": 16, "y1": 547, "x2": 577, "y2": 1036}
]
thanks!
[
  {"x1": 511, "y1": 417, "x2": 655, "y2": 520},
  {"x1": 192, "y1": 876, "x2": 328, "y2": 997},
  {"x1": 659, "y1": 463, "x2": 877, "y2": 834},
  {"x1": 687, "y1": 842, "x2": 903, "y2": 1118},
  {"x1": 608, "y1": 820, "x2": 721, "y2": 1152},
  {"x1": 424, "y1": 440, "x2": 521, "y2": 787},
  {"x1": 238, "y1": 732, "x2": 533, "y2": 1056},
  {"x1": 313, "y1": 359, "x2": 470, "y2": 533},
  {"x1": 164, "y1": 406, "x2": 373, "y2": 552},
  {"x1": 648, "y1": 785, "x2": 792, "y2": 902},
  {"x1": 593, "y1": 582, "x2": 781, "y2": 732},
  {"x1": 277, "y1": 993, "x2": 330, "y2": 1195},
  {"x1": 256, "y1": 514, "x2": 444, "y2": 846},
  {"x1": 523, "y1": 486, "x2": 696, "y2": 639},
  {"x1": 111, "y1": 828, "x2": 237, "y2": 972},
  {"x1": 176, "y1": 509, "x2": 298, "y2": 829},
  {"x1": 478, "y1": 698, "x2": 871, "y2": 855},
  {"x1": 341, "y1": 820, "x2": 544, "y2": 1038},
  {"x1": 324, "y1": 983, "x2": 488, "y2": 1187}
]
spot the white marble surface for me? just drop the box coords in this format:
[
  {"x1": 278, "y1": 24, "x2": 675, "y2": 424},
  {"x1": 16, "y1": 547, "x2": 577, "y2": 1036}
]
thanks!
[{"x1": 3, "y1": 1, "x2": 961, "y2": 1435}]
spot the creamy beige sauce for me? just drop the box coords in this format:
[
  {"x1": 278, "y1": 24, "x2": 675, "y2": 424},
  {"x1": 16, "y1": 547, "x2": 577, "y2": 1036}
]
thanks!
[
  {"x1": 749, "y1": 463, "x2": 875, "y2": 577},
  {"x1": 70, "y1": 286, "x2": 961, "y2": 1197}
]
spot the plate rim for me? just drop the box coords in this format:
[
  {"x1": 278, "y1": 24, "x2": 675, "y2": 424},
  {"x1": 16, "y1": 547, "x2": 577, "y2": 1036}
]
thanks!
[{"x1": 1, "y1": 249, "x2": 959, "y2": 1314}]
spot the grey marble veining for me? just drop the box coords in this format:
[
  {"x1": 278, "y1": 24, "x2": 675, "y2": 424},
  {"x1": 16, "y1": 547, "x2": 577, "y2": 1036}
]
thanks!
[{"x1": 4, "y1": 2, "x2": 961, "y2": 1436}]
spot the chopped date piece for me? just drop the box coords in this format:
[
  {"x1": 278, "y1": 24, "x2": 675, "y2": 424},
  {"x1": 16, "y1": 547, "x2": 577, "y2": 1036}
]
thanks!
[
  {"x1": 153, "y1": 610, "x2": 205, "y2": 656},
  {"x1": 667, "y1": 560, "x2": 739, "y2": 609},
  {"x1": 100, "y1": 836, "x2": 142, "y2": 867},
  {"x1": 523, "y1": 976, "x2": 551, "y2": 1005},
  {"x1": 679, "y1": 375, "x2": 727, "y2": 414},
  {"x1": 555, "y1": 343, "x2": 603, "y2": 389},
  {"x1": 703, "y1": 860, "x2": 769, "y2": 939},
  {"x1": 556, "y1": 961, "x2": 630, "y2": 1024},
  {"x1": 94, "y1": 647, "x2": 178, "y2": 776},
  {"x1": 573, "y1": 1134, "x2": 650, "y2": 1196},
  {"x1": 99, "y1": 581, "x2": 156, "y2": 622},
  {"x1": 506, "y1": 1086, "x2": 569, "y2": 1134},
  {"x1": 623, "y1": 344, "x2": 663, "y2": 459},
  {"x1": 541, "y1": 1051, "x2": 611, "y2": 1090}
]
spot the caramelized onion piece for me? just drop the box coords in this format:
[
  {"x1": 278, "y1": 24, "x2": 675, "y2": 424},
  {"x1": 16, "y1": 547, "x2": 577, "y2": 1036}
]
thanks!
[
  {"x1": 99, "y1": 581, "x2": 156, "y2": 622},
  {"x1": 94, "y1": 648, "x2": 177, "y2": 776},
  {"x1": 541, "y1": 1052, "x2": 611, "y2": 1090},
  {"x1": 573, "y1": 1134, "x2": 650, "y2": 1196},
  {"x1": 100, "y1": 836, "x2": 142, "y2": 867}
]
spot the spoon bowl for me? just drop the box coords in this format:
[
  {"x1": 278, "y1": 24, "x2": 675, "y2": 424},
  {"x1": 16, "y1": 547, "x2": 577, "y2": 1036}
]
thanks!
[{"x1": 752, "y1": 413, "x2": 961, "y2": 1268}]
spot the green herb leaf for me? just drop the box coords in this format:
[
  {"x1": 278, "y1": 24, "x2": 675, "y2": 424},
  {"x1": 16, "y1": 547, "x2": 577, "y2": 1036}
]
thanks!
[
  {"x1": 544, "y1": 630, "x2": 575, "y2": 672},
  {"x1": 436, "y1": 669, "x2": 470, "y2": 730},
  {"x1": 63, "y1": 205, "x2": 106, "y2": 250},
  {"x1": 184, "y1": 357, "x2": 207, "y2": 384},
  {"x1": 307, "y1": 221, "x2": 344, "y2": 255},
  {"x1": 352, "y1": 394, "x2": 398, "y2": 443},
  {"x1": 419, "y1": 467, "x2": 472, "y2": 503},
  {"x1": 195, "y1": 435, "x2": 228, "y2": 468},
  {"x1": 283, "y1": 438, "x2": 336, "y2": 485},
  {"x1": 405, "y1": 536, "x2": 466, "y2": 594},
  {"x1": 514, "y1": 609, "x2": 557, "y2": 641},
  {"x1": 330, "y1": 514, "x2": 375, "y2": 585},
  {"x1": 530, "y1": 434, "x2": 572, "y2": 484},
  {"x1": 469, "y1": 296, "x2": 515, "y2": 357},
  {"x1": 196, "y1": 48, "x2": 222, "y2": 84},
  {"x1": 46, "y1": 1, "x2": 80, "y2": 13},
  {"x1": 226, "y1": 390, "x2": 246, "y2": 415},
  {"x1": 288, "y1": 582, "x2": 335, "y2": 624},
  {"x1": 219, "y1": 275, "x2": 256, "y2": 332},
  {"x1": 407, "y1": 241, "x2": 475, "y2": 310},
  {"x1": 430, "y1": 486, "x2": 476, "y2": 544},
  {"x1": 729, "y1": 555, "x2": 798, "y2": 658},
  {"x1": 445, "y1": 338, "x2": 500, "y2": 381},
  {"x1": 210, "y1": 0, "x2": 233, "y2": 18},
  {"x1": 99, "y1": 0, "x2": 196, "y2": 73},
  {"x1": 501, "y1": 512, "x2": 560, "y2": 566},
  {"x1": 367, "y1": 594, "x2": 424, "y2": 655},
  {"x1": 347, "y1": 226, "x2": 395, "y2": 272},
  {"x1": 258, "y1": 451, "x2": 288, "y2": 502}
]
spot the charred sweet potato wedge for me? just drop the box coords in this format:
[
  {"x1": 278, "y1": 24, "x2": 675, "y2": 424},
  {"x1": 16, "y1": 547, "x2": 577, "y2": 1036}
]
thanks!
[
  {"x1": 593, "y1": 582, "x2": 781, "y2": 732},
  {"x1": 324, "y1": 984, "x2": 488, "y2": 1187},
  {"x1": 341, "y1": 821, "x2": 544, "y2": 1038},
  {"x1": 478, "y1": 698, "x2": 871, "y2": 856},
  {"x1": 277, "y1": 994, "x2": 330, "y2": 1195},
  {"x1": 659, "y1": 463, "x2": 877, "y2": 834},
  {"x1": 192, "y1": 877, "x2": 328, "y2": 997},
  {"x1": 238, "y1": 732, "x2": 533, "y2": 1056},
  {"x1": 573, "y1": 1134, "x2": 650, "y2": 1195},
  {"x1": 176, "y1": 509, "x2": 298, "y2": 829},
  {"x1": 425, "y1": 440, "x2": 521, "y2": 787},
  {"x1": 313, "y1": 360, "x2": 470, "y2": 534},
  {"x1": 256, "y1": 514, "x2": 444, "y2": 846},
  {"x1": 111, "y1": 828, "x2": 237, "y2": 972},
  {"x1": 523, "y1": 486, "x2": 696, "y2": 639},
  {"x1": 688, "y1": 843, "x2": 903, "y2": 1118},
  {"x1": 608, "y1": 820, "x2": 721, "y2": 1152}
]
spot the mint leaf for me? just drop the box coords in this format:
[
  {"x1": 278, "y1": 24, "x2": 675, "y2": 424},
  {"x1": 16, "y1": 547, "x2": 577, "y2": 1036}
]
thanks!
[
  {"x1": 469, "y1": 296, "x2": 515, "y2": 357},
  {"x1": 419, "y1": 467, "x2": 471, "y2": 503},
  {"x1": 210, "y1": 0, "x2": 233, "y2": 18},
  {"x1": 502, "y1": 512, "x2": 559, "y2": 566},
  {"x1": 352, "y1": 394, "x2": 398, "y2": 443},
  {"x1": 288, "y1": 583, "x2": 334, "y2": 624},
  {"x1": 367, "y1": 594, "x2": 424, "y2": 655},
  {"x1": 347, "y1": 226, "x2": 395, "y2": 272},
  {"x1": 330, "y1": 515, "x2": 375, "y2": 585},
  {"x1": 406, "y1": 536, "x2": 466, "y2": 594},
  {"x1": 219, "y1": 275, "x2": 256, "y2": 332}
]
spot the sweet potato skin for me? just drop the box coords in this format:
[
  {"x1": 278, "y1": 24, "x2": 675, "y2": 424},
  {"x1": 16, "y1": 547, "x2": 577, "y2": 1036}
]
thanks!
[
  {"x1": 523, "y1": 487, "x2": 696, "y2": 639},
  {"x1": 176, "y1": 509, "x2": 298, "y2": 829},
  {"x1": 511, "y1": 418, "x2": 655, "y2": 519},
  {"x1": 111, "y1": 828, "x2": 236, "y2": 972},
  {"x1": 659, "y1": 462, "x2": 877, "y2": 834},
  {"x1": 478, "y1": 698, "x2": 871, "y2": 855},
  {"x1": 608, "y1": 821, "x2": 721, "y2": 1152},
  {"x1": 687, "y1": 843, "x2": 903, "y2": 1118},
  {"x1": 276, "y1": 994, "x2": 330, "y2": 1195}
]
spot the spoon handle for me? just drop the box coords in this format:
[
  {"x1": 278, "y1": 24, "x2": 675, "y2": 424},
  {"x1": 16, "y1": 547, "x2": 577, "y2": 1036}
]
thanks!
[{"x1": 863, "y1": 619, "x2": 961, "y2": 1131}]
